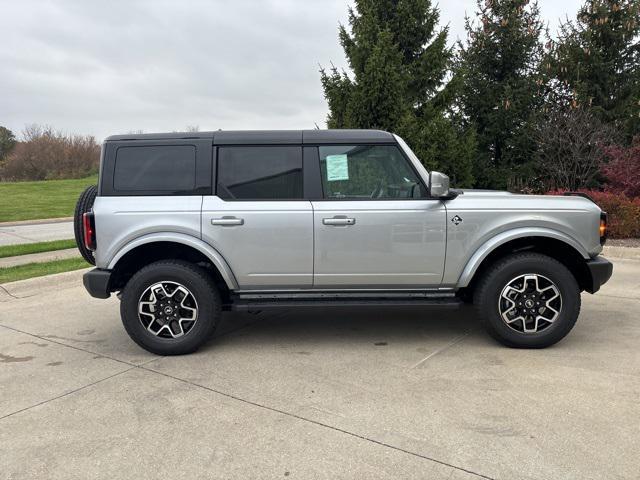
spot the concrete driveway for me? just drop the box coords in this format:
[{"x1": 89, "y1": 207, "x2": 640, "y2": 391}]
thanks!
[{"x1": 1, "y1": 259, "x2": 638, "y2": 480}]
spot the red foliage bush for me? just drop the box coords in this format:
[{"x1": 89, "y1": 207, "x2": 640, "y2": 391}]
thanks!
[
  {"x1": 547, "y1": 189, "x2": 640, "y2": 239},
  {"x1": 602, "y1": 138, "x2": 640, "y2": 198}
]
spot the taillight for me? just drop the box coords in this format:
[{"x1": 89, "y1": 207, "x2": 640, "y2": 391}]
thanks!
[
  {"x1": 83, "y1": 212, "x2": 96, "y2": 251},
  {"x1": 599, "y1": 212, "x2": 607, "y2": 245}
]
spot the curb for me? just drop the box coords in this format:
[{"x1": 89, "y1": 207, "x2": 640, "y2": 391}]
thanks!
[
  {"x1": 0, "y1": 268, "x2": 90, "y2": 301},
  {"x1": 0, "y1": 217, "x2": 74, "y2": 227},
  {"x1": 603, "y1": 245, "x2": 640, "y2": 260}
]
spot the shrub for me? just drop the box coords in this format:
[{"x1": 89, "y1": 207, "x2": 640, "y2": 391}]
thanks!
[
  {"x1": 548, "y1": 189, "x2": 640, "y2": 239},
  {"x1": 601, "y1": 138, "x2": 640, "y2": 198},
  {"x1": 0, "y1": 125, "x2": 100, "y2": 181}
]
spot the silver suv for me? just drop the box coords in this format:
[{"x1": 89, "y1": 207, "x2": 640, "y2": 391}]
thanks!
[{"x1": 76, "y1": 129, "x2": 612, "y2": 355}]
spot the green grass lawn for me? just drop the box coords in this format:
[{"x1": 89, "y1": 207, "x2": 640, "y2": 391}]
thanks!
[
  {"x1": 0, "y1": 175, "x2": 98, "y2": 223},
  {"x1": 0, "y1": 257, "x2": 89, "y2": 284},
  {"x1": 0, "y1": 239, "x2": 78, "y2": 258}
]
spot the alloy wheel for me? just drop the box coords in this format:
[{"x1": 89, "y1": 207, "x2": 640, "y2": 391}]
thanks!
[
  {"x1": 498, "y1": 274, "x2": 562, "y2": 334},
  {"x1": 138, "y1": 281, "x2": 199, "y2": 338}
]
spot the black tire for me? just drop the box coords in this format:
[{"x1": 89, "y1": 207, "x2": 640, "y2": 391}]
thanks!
[
  {"x1": 120, "y1": 260, "x2": 221, "y2": 355},
  {"x1": 473, "y1": 253, "x2": 581, "y2": 348},
  {"x1": 73, "y1": 185, "x2": 98, "y2": 265}
]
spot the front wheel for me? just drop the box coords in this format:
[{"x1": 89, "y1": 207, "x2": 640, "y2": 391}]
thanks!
[
  {"x1": 474, "y1": 253, "x2": 581, "y2": 348},
  {"x1": 120, "y1": 260, "x2": 221, "y2": 355}
]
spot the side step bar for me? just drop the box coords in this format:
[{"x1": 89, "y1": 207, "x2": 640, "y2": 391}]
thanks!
[{"x1": 224, "y1": 292, "x2": 462, "y2": 311}]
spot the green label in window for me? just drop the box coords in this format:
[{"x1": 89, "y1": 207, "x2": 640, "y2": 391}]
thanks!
[{"x1": 326, "y1": 154, "x2": 349, "y2": 181}]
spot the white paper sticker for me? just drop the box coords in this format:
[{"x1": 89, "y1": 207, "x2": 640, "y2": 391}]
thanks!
[{"x1": 326, "y1": 154, "x2": 349, "y2": 181}]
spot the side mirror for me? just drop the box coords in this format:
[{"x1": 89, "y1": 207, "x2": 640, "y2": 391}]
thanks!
[{"x1": 429, "y1": 171, "x2": 450, "y2": 198}]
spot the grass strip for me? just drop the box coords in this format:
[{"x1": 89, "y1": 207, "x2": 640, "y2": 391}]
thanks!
[
  {"x1": 0, "y1": 175, "x2": 97, "y2": 222},
  {"x1": 0, "y1": 257, "x2": 89, "y2": 284},
  {"x1": 0, "y1": 239, "x2": 77, "y2": 258}
]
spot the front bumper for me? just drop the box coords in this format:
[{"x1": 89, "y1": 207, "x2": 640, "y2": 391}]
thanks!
[
  {"x1": 585, "y1": 256, "x2": 613, "y2": 294},
  {"x1": 83, "y1": 268, "x2": 112, "y2": 299}
]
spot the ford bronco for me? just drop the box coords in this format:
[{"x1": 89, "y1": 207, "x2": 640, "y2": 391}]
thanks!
[{"x1": 76, "y1": 129, "x2": 613, "y2": 355}]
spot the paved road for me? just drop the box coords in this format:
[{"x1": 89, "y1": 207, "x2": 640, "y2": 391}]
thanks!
[
  {"x1": 0, "y1": 220, "x2": 73, "y2": 246},
  {"x1": 0, "y1": 259, "x2": 638, "y2": 479}
]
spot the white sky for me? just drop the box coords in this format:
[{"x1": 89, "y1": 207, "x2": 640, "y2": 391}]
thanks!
[{"x1": 1, "y1": 0, "x2": 582, "y2": 141}]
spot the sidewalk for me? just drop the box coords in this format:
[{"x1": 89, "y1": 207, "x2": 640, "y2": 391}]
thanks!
[
  {"x1": 0, "y1": 216, "x2": 73, "y2": 227},
  {"x1": 0, "y1": 219, "x2": 73, "y2": 247},
  {"x1": 0, "y1": 248, "x2": 79, "y2": 269}
]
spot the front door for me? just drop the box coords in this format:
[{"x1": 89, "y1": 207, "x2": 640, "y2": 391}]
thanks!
[
  {"x1": 202, "y1": 145, "x2": 313, "y2": 289},
  {"x1": 311, "y1": 144, "x2": 446, "y2": 288}
]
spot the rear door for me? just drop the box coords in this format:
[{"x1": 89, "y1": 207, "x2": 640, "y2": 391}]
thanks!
[
  {"x1": 201, "y1": 145, "x2": 313, "y2": 289},
  {"x1": 311, "y1": 144, "x2": 446, "y2": 288}
]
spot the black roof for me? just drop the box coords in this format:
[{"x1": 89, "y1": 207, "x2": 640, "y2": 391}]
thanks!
[{"x1": 105, "y1": 129, "x2": 395, "y2": 144}]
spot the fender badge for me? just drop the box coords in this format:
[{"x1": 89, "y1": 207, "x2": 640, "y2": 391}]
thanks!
[{"x1": 451, "y1": 215, "x2": 463, "y2": 225}]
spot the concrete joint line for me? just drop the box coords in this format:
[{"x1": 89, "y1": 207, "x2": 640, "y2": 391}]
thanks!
[
  {"x1": 0, "y1": 316, "x2": 491, "y2": 478},
  {"x1": 0, "y1": 367, "x2": 136, "y2": 421},
  {"x1": 0, "y1": 323, "x2": 139, "y2": 368},
  {"x1": 139, "y1": 365, "x2": 496, "y2": 480},
  {"x1": 409, "y1": 332, "x2": 470, "y2": 370}
]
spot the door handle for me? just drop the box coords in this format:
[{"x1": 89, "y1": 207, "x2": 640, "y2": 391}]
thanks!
[
  {"x1": 323, "y1": 217, "x2": 356, "y2": 226},
  {"x1": 211, "y1": 216, "x2": 244, "y2": 226}
]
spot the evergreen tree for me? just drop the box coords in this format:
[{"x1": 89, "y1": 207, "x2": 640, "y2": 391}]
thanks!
[
  {"x1": 457, "y1": 0, "x2": 547, "y2": 190},
  {"x1": 549, "y1": 0, "x2": 640, "y2": 139},
  {"x1": 321, "y1": 0, "x2": 476, "y2": 187},
  {"x1": 0, "y1": 126, "x2": 16, "y2": 161}
]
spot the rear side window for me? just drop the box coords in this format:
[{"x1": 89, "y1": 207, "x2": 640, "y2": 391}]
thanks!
[
  {"x1": 217, "y1": 147, "x2": 303, "y2": 200},
  {"x1": 114, "y1": 145, "x2": 196, "y2": 192}
]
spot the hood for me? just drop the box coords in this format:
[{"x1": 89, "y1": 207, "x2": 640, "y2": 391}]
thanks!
[
  {"x1": 452, "y1": 189, "x2": 601, "y2": 212},
  {"x1": 459, "y1": 189, "x2": 512, "y2": 196}
]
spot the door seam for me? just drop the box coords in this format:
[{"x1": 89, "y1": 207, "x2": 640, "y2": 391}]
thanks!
[{"x1": 310, "y1": 200, "x2": 315, "y2": 288}]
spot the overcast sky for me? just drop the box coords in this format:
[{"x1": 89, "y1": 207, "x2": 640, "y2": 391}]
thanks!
[{"x1": 1, "y1": 0, "x2": 582, "y2": 141}]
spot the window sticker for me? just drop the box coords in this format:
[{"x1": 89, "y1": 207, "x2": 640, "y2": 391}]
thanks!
[{"x1": 326, "y1": 154, "x2": 349, "y2": 181}]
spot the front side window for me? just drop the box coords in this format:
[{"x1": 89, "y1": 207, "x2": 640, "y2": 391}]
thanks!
[
  {"x1": 114, "y1": 145, "x2": 196, "y2": 192},
  {"x1": 319, "y1": 145, "x2": 425, "y2": 199},
  {"x1": 216, "y1": 146, "x2": 303, "y2": 200}
]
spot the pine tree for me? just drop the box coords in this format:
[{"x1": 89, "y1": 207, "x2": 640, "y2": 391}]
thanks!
[
  {"x1": 320, "y1": 0, "x2": 476, "y2": 187},
  {"x1": 0, "y1": 126, "x2": 17, "y2": 177},
  {"x1": 549, "y1": 0, "x2": 640, "y2": 139},
  {"x1": 0, "y1": 126, "x2": 16, "y2": 161},
  {"x1": 457, "y1": 0, "x2": 547, "y2": 190}
]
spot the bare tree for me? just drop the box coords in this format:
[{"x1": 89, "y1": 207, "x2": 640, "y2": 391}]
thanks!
[
  {"x1": 535, "y1": 107, "x2": 616, "y2": 191},
  {"x1": 0, "y1": 124, "x2": 100, "y2": 181}
]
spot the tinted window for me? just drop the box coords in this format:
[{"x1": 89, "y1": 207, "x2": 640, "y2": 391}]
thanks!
[
  {"x1": 114, "y1": 145, "x2": 196, "y2": 192},
  {"x1": 319, "y1": 145, "x2": 425, "y2": 199},
  {"x1": 217, "y1": 147, "x2": 303, "y2": 200}
]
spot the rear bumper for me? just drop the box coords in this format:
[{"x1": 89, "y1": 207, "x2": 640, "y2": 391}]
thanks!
[
  {"x1": 585, "y1": 256, "x2": 613, "y2": 294},
  {"x1": 83, "y1": 268, "x2": 112, "y2": 299}
]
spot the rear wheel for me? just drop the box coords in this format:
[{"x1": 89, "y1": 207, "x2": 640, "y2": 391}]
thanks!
[
  {"x1": 120, "y1": 260, "x2": 221, "y2": 355},
  {"x1": 474, "y1": 253, "x2": 581, "y2": 348},
  {"x1": 73, "y1": 185, "x2": 97, "y2": 265}
]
